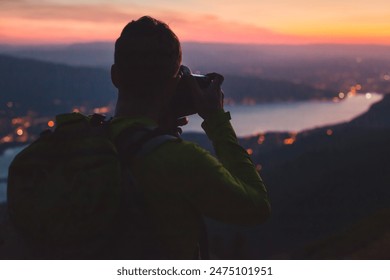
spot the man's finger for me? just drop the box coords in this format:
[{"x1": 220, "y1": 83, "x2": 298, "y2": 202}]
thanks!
[
  {"x1": 176, "y1": 117, "x2": 189, "y2": 127},
  {"x1": 206, "y1": 73, "x2": 224, "y2": 91},
  {"x1": 186, "y1": 75, "x2": 203, "y2": 106}
]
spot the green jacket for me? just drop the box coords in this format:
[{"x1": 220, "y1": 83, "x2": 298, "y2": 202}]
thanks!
[{"x1": 111, "y1": 110, "x2": 270, "y2": 259}]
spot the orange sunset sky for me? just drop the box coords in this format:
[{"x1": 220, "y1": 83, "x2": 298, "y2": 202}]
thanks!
[{"x1": 1, "y1": 0, "x2": 390, "y2": 45}]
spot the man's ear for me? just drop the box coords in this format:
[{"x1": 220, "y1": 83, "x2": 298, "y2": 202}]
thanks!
[{"x1": 111, "y1": 64, "x2": 120, "y2": 89}]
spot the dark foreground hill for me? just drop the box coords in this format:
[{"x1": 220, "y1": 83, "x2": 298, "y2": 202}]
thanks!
[
  {"x1": 295, "y1": 208, "x2": 390, "y2": 259},
  {"x1": 212, "y1": 94, "x2": 390, "y2": 259},
  {"x1": 1, "y1": 58, "x2": 389, "y2": 258},
  {"x1": 184, "y1": 94, "x2": 390, "y2": 259},
  {"x1": 256, "y1": 126, "x2": 390, "y2": 258},
  {"x1": 1, "y1": 95, "x2": 390, "y2": 259}
]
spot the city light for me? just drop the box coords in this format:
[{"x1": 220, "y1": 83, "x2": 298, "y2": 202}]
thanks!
[
  {"x1": 93, "y1": 107, "x2": 110, "y2": 114},
  {"x1": 48, "y1": 120, "x2": 55, "y2": 128},
  {"x1": 326, "y1": 129, "x2": 333, "y2": 136},
  {"x1": 16, "y1": 128, "x2": 24, "y2": 136},
  {"x1": 365, "y1": 93, "x2": 372, "y2": 99},
  {"x1": 257, "y1": 135, "x2": 265, "y2": 145},
  {"x1": 283, "y1": 138, "x2": 295, "y2": 145},
  {"x1": 0, "y1": 135, "x2": 13, "y2": 143},
  {"x1": 242, "y1": 97, "x2": 257, "y2": 106},
  {"x1": 246, "y1": 148, "x2": 253, "y2": 155},
  {"x1": 283, "y1": 132, "x2": 297, "y2": 145},
  {"x1": 12, "y1": 118, "x2": 23, "y2": 125}
]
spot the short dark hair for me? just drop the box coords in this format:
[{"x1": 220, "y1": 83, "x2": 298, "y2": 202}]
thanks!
[{"x1": 114, "y1": 16, "x2": 182, "y2": 92}]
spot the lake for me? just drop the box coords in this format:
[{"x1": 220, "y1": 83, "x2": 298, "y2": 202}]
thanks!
[
  {"x1": 0, "y1": 93, "x2": 383, "y2": 202},
  {"x1": 184, "y1": 93, "x2": 383, "y2": 135}
]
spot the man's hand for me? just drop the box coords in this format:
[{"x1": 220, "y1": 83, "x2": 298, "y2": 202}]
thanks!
[
  {"x1": 156, "y1": 74, "x2": 189, "y2": 136},
  {"x1": 187, "y1": 73, "x2": 224, "y2": 120},
  {"x1": 159, "y1": 114, "x2": 189, "y2": 137}
]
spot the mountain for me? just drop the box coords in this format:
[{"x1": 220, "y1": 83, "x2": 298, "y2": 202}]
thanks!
[
  {"x1": 2, "y1": 42, "x2": 390, "y2": 94},
  {"x1": 294, "y1": 208, "x2": 390, "y2": 259},
  {"x1": 223, "y1": 75, "x2": 335, "y2": 103},
  {"x1": 230, "y1": 94, "x2": 390, "y2": 258},
  {"x1": 3, "y1": 42, "x2": 390, "y2": 69},
  {"x1": 179, "y1": 94, "x2": 390, "y2": 259},
  {"x1": 0, "y1": 42, "x2": 114, "y2": 68},
  {"x1": 348, "y1": 93, "x2": 390, "y2": 128},
  {"x1": 0, "y1": 54, "x2": 115, "y2": 116},
  {"x1": 1, "y1": 52, "x2": 390, "y2": 259},
  {"x1": 1, "y1": 95, "x2": 389, "y2": 259},
  {"x1": 0, "y1": 54, "x2": 335, "y2": 117}
]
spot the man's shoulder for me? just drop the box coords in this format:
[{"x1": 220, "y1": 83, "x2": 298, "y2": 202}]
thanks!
[
  {"x1": 140, "y1": 138, "x2": 220, "y2": 184},
  {"x1": 154, "y1": 138, "x2": 211, "y2": 160},
  {"x1": 140, "y1": 136, "x2": 217, "y2": 171}
]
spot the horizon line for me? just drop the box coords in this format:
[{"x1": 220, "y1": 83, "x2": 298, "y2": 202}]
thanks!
[{"x1": 2, "y1": 40, "x2": 390, "y2": 48}]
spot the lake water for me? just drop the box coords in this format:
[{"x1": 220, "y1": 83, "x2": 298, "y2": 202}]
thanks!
[
  {"x1": 0, "y1": 146, "x2": 26, "y2": 203},
  {"x1": 184, "y1": 93, "x2": 383, "y2": 135},
  {"x1": 0, "y1": 93, "x2": 383, "y2": 202}
]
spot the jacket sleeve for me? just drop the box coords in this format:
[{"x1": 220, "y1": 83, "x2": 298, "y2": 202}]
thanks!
[{"x1": 177, "y1": 110, "x2": 271, "y2": 225}]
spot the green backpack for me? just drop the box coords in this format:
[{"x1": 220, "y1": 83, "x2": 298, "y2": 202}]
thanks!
[{"x1": 7, "y1": 112, "x2": 176, "y2": 259}]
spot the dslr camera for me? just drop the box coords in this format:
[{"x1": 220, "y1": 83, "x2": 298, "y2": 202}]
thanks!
[{"x1": 171, "y1": 65, "x2": 212, "y2": 117}]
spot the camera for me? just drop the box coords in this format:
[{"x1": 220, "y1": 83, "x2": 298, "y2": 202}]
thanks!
[{"x1": 171, "y1": 65, "x2": 212, "y2": 117}]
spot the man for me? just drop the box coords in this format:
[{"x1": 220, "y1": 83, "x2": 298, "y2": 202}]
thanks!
[{"x1": 110, "y1": 16, "x2": 270, "y2": 259}]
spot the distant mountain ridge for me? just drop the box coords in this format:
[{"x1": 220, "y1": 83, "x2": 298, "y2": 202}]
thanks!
[
  {"x1": 2, "y1": 42, "x2": 390, "y2": 68},
  {"x1": 0, "y1": 42, "x2": 114, "y2": 68},
  {"x1": 2, "y1": 42, "x2": 390, "y2": 94},
  {"x1": 0, "y1": 54, "x2": 115, "y2": 116},
  {"x1": 0, "y1": 54, "x2": 336, "y2": 117}
]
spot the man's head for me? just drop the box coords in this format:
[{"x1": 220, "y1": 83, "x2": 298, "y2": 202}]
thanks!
[{"x1": 112, "y1": 16, "x2": 182, "y2": 97}]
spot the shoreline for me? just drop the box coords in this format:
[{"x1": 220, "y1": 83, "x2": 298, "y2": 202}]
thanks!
[{"x1": 0, "y1": 142, "x2": 28, "y2": 156}]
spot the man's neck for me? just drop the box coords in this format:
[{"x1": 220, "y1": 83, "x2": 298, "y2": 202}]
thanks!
[{"x1": 114, "y1": 92, "x2": 161, "y2": 122}]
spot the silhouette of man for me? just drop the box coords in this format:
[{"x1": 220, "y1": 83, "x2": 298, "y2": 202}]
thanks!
[{"x1": 110, "y1": 16, "x2": 270, "y2": 259}]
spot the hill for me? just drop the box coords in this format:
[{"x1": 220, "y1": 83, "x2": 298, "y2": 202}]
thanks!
[
  {"x1": 294, "y1": 208, "x2": 390, "y2": 259},
  {"x1": 348, "y1": 93, "x2": 390, "y2": 128},
  {"x1": 1, "y1": 95, "x2": 390, "y2": 259},
  {"x1": 0, "y1": 42, "x2": 114, "y2": 68},
  {"x1": 223, "y1": 75, "x2": 335, "y2": 103},
  {"x1": 1, "y1": 52, "x2": 389, "y2": 259},
  {"x1": 2, "y1": 42, "x2": 390, "y2": 94},
  {"x1": 233, "y1": 94, "x2": 390, "y2": 258},
  {"x1": 0, "y1": 54, "x2": 115, "y2": 116},
  {"x1": 182, "y1": 94, "x2": 390, "y2": 259},
  {"x1": 0, "y1": 54, "x2": 338, "y2": 141},
  {"x1": 0, "y1": 54, "x2": 336, "y2": 111}
]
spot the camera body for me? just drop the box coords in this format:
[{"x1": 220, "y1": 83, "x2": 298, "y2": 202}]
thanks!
[{"x1": 171, "y1": 65, "x2": 211, "y2": 117}]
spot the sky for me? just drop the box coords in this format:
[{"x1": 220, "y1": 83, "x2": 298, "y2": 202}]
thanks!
[{"x1": 1, "y1": 0, "x2": 390, "y2": 45}]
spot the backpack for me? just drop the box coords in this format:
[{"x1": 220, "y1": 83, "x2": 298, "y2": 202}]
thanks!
[{"x1": 6, "y1": 112, "x2": 177, "y2": 259}]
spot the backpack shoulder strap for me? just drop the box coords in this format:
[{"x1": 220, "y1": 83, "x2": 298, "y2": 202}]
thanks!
[
  {"x1": 114, "y1": 126, "x2": 179, "y2": 164},
  {"x1": 105, "y1": 126, "x2": 178, "y2": 259},
  {"x1": 136, "y1": 134, "x2": 177, "y2": 157}
]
